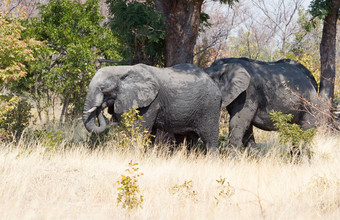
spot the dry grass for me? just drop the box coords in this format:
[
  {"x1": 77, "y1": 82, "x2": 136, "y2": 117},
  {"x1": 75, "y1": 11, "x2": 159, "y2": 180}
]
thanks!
[{"x1": 1, "y1": 128, "x2": 340, "y2": 219}]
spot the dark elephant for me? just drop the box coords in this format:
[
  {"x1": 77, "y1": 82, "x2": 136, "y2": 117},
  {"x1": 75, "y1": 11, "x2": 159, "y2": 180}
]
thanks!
[
  {"x1": 83, "y1": 63, "x2": 221, "y2": 152},
  {"x1": 204, "y1": 57, "x2": 319, "y2": 148}
]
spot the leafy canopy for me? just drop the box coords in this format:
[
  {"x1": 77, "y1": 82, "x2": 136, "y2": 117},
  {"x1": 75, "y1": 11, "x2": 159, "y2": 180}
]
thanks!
[
  {"x1": 309, "y1": 0, "x2": 338, "y2": 19},
  {"x1": 0, "y1": 8, "x2": 41, "y2": 141},
  {"x1": 0, "y1": 10, "x2": 41, "y2": 88},
  {"x1": 106, "y1": 0, "x2": 166, "y2": 66},
  {"x1": 23, "y1": 0, "x2": 121, "y2": 117}
]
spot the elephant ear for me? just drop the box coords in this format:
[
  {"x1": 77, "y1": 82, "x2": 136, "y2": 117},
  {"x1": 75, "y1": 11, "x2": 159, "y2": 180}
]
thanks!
[
  {"x1": 220, "y1": 63, "x2": 251, "y2": 107},
  {"x1": 114, "y1": 69, "x2": 159, "y2": 114}
]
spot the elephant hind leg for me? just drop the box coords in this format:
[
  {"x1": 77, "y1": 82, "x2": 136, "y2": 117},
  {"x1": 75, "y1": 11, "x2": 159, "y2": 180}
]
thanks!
[
  {"x1": 299, "y1": 112, "x2": 317, "y2": 130},
  {"x1": 196, "y1": 121, "x2": 220, "y2": 154},
  {"x1": 242, "y1": 125, "x2": 256, "y2": 148}
]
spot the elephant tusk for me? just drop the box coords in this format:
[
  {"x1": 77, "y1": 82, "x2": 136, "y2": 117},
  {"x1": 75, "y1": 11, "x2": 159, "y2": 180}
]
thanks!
[
  {"x1": 335, "y1": 111, "x2": 340, "y2": 115},
  {"x1": 85, "y1": 107, "x2": 97, "y2": 113}
]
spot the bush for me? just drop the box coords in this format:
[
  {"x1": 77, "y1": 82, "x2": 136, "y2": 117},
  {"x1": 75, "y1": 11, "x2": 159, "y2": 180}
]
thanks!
[
  {"x1": 269, "y1": 111, "x2": 316, "y2": 159},
  {"x1": 33, "y1": 129, "x2": 63, "y2": 148},
  {"x1": 113, "y1": 107, "x2": 153, "y2": 150},
  {"x1": 0, "y1": 7, "x2": 41, "y2": 142},
  {"x1": 170, "y1": 180, "x2": 198, "y2": 202},
  {"x1": 0, "y1": 95, "x2": 31, "y2": 142},
  {"x1": 116, "y1": 160, "x2": 144, "y2": 210},
  {"x1": 215, "y1": 177, "x2": 235, "y2": 205},
  {"x1": 87, "y1": 107, "x2": 153, "y2": 150}
]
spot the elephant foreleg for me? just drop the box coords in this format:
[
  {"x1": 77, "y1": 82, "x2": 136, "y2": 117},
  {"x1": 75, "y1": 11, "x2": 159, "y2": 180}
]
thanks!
[
  {"x1": 150, "y1": 126, "x2": 157, "y2": 145},
  {"x1": 137, "y1": 105, "x2": 158, "y2": 134},
  {"x1": 228, "y1": 101, "x2": 258, "y2": 149},
  {"x1": 173, "y1": 133, "x2": 199, "y2": 152}
]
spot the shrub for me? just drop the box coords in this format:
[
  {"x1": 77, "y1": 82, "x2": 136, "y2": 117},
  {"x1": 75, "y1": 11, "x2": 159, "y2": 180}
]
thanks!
[
  {"x1": 215, "y1": 177, "x2": 235, "y2": 205},
  {"x1": 269, "y1": 111, "x2": 316, "y2": 158},
  {"x1": 170, "y1": 180, "x2": 198, "y2": 201},
  {"x1": 0, "y1": 7, "x2": 41, "y2": 142},
  {"x1": 113, "y1": 107, "x2": 153, "y2": 149},
  {"x1": 33, "y1": 129, "x2": 63, "y2": 148},
  {"x1": 0, "y1": 95, "x2": 31, "y2": 142},
  {"x1": 86, "y1": 107, "x2": 154, "y2": 150},
  {"x1": 116, "y1": 161, "x2": 144, "y2": 210}
]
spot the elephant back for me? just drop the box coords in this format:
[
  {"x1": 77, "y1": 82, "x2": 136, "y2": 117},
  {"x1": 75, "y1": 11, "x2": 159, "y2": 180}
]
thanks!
[
  {"x1": 275, "y1": 59, "x2": 318, "y2": 91},
  {"x1": 211, "y1": 57, "x2": 318, "y2": 92},
  {"x1": 146, "y1": 63, "x2": 217, "y2": 87}
]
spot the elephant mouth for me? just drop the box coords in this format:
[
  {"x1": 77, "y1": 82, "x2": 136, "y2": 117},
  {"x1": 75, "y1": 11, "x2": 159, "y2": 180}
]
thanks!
[
  {"x1": 83, "y1": 105, "x2": 108, "y2": 134},
  {"x1": 83, "y1": 99, "x2": 120, "y2": 134}
]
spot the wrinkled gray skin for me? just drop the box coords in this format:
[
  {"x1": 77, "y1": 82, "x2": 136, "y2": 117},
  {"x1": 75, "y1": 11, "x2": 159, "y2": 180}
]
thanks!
[
  {"x1": 83, "y1": 63, "x2": 221, "y2": 152},
  {"x1": 204, "y1": 57, "x2": 319, "y2": 148}
]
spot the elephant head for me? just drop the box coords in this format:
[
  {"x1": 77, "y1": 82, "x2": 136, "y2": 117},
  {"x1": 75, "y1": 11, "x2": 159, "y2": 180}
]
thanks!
[
  {"x1": 82, "y1": 65, "x2": 159, "y2": 134},
  {"x1": 204, "y1": 63, "x2": 250, "y2": 108}
]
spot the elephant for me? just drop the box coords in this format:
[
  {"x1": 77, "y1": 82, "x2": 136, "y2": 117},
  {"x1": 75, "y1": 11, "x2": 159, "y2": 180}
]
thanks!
[
  {"x1": 204, "y1": 57, "x2": 319, "y2": 149},
  {"x1": 82, "y1": 63, "x2": 222, "y2": 152}
]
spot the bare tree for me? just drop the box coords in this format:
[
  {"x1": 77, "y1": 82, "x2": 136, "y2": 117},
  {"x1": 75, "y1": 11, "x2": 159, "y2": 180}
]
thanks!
[
  {"x1": 250, "y1": 0, "x2": 305, "y2": 58},
  {"x1": 1, "y1": 0, "x2": 110, "y2": 18},
  {"x1": 231, "y1": 2, "x2": 277, "y2": 60},
  {"x1": 195, "y1": 0, "x2": 307, "y2": 65},
  {"x1": 194, "y1": 1, "x2": 243, "y2": 67},
  {"x1": 0, "y1": 0, "x2": 49, "y2": 17}
]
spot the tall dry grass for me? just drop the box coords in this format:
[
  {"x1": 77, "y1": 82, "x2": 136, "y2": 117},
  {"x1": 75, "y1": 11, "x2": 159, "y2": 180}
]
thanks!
[{"x1": 0, "y1": 127, "x2": 340, "y2": 219}]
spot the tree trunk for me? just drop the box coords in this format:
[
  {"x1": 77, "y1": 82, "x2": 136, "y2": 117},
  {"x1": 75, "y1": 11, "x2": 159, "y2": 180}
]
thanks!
[
  {"x1": 155, "y1": 0, "x2": 204, "y2": 66},
  {"x1": 34, "y1": 72, "x2": 42, "y2": 123},
  {"x1": 319, "y1": 0, "x2": 340, "y2": 103},
  {"x1": 59, "y1": 94, "x2": 70, "y2": 127}
]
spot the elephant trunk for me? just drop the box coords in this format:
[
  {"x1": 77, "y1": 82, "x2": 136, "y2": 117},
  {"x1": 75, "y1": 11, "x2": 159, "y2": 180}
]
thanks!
[{"x1": 82, "y1": 93, "x2": 107, "y2": 134}]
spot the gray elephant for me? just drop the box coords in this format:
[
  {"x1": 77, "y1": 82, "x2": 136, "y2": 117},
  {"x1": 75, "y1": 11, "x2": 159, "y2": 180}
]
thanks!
[
  {"x1": 83, "y1": 63, "x2": 221, "y2": 152},
  {"x1": 204, "y1": 57, "x2": 319, "y2": 149}
]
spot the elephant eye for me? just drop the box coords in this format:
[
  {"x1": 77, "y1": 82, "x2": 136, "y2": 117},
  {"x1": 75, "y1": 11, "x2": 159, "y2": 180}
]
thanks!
[
  {"x1": 106, "y1": 98, "x2": 115, "y2": 106},
  {"x1": 103, "y1": 90, "x2": 110, "y2": 95},
  {"x1": 103, "y1": 88, "x2": 117, "y2": 96}
]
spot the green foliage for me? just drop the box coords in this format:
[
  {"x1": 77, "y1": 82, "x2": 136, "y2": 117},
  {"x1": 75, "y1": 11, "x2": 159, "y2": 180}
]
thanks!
[
  {"x1": 0, "y1": 7, "x2": 41, "y2": 142},
  {"x1": 23, "y1": 0, "x2": 121, "y2": 121},
  {"x1": 0, "y1": 95, "x2": 31, "y2": 142},
  {"x1": 219, "y1": 0, "x2": 239, "y2": 6},
  {"x1": 227, "y1": 33, "x2": 273, "y2": 61},
  {"x1": 309, "y1": 0, "x2": 336, "y2": 19},
  {"x1": 199, "y1": 12, "x2": 211, "y2": 33},
  {"x1": 116, "y1": 160, "x2": 144, "y2": 210},
  {"x1": 170, "y1": 180, "x2": 198, "y2": 201},
  {"x1": 114, "y1": 107, "x2": 153, "y2": 149},
  {"x1": 215, "y1": 177, "x2": 235, "y2": 205},
  {"x1": 269, "y1": 111, "x2": 316, "y2": 149},
  {"x1": 295, "y1": 9, "x2": 322, "y2": 42},
  {"x1": 295, "y1": 9, "x2": 321, "y2": 33},
  {"x1": 106, "y1": 0, "x2": 166, "y2": 66},
  {"x1": 0, "y1": 11, "x2": 41, "y2": 87},
  {"x1": 34, "y1": 129, "x2": 63, "y2": 148}
]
